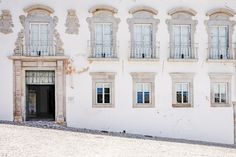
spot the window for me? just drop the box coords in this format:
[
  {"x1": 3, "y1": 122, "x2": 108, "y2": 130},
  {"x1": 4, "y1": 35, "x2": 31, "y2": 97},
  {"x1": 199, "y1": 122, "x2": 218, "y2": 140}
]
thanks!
[
  {"x1": 205, "y1": 8, "x2": 235, "y2": 60},
  {"x1": 166, "y1": 7, "x2": 198, "y2": 60},
  {"x1": 170, "y1": 73, "x2": 194, "y2": 107},
  {"x1": 96, "y1": 83, "x2": 111, "y2": 104},
  {"x1": 136, "y1": 83, "x2": 151, "y2": 104},
  {"x1": 94, "y1": 23, "x2": 113, "y2": 58},
  {"x1": 87, "y1": 5, "x2": 120, "y2": 59},
  {"x1": 209, "y1": 26, "x2": 229, "y2": 59},
  {"x1": 172, "y1": 25, "x2": 191, "y2": 59},
  {"x1": 130, "y1": 72, "x2": 156, "y2": 108},
  {"x1": 29, "y1": 23, "x2": 51, "y2": 56},
  {"x1": 127, "y1": 6, "x2": 159, "y2": 60},
  {"x1": 90, "y1": 72, "x2": 116, "y2": 108},
  {"x1": 176, "y1": 83, "x2": 189, "y2": 104},
  {"x1": 212, "y1": 83, "x2": 227, "y2": 104},
  {"x1": 209, "y1": 73, "x2": 232, "y2": 107},
  {"x1": 132, "y1": 24, "x2": 153, "y2": 58},
  {"x1": 15, "y1": 5, "x2": 64, "y2": 56}
]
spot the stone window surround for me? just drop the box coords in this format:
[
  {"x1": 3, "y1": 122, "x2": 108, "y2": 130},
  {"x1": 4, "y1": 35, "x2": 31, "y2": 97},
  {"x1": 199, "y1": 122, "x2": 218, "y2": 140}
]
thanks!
[
  {"x1": 86, "y1": 5, "x2": 120, "y2": 61},
  {"x1": 170, "y1": 73, "x2": 194, "y2": 108},
  {"x1": 127, "y1": 6, "x2": 160, "y2": 61},
  {"x1": 166, "y1": 7, "x2": 198, "y2": 62},
  {"x1": 14, "y1": 4, "x2": 64, "y2": 56},
  {"x1": 90, "y1": 72, "x2": 116, "y2": 108},
  {"x1": 209, "y1": 73, "x2": 232, "y2": 107},
  {"x1": 130, "y1": 72, "x2": 156, "y2": 108},
  {"x1": 205, "y1": 8, "x2": 236, "y2": 61}
]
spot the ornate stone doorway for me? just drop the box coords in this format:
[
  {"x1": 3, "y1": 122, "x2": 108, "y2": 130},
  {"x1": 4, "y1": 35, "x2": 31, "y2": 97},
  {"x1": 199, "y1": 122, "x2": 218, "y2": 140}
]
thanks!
[{"x1": 8, "y1": 56, "x2": 68, "y2": 124}]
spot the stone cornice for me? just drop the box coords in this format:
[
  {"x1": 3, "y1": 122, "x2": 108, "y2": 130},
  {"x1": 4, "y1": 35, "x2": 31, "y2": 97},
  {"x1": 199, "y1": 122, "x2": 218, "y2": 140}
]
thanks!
[
  {"x1": 88, "y1": 5, "x2": 118, "y2": 14},
  {"x1": 168, "y1": 7, "x2": 197, "y2": 16},
  {"x1": 129, "y1": 6, "x2": 158, "y2": 15},
  {"x1": 23, "y1": 4, "x2": 54, "y2": 15},
  {"x1": 206, "y1": 7, "x2": 236, "y2": 17}
]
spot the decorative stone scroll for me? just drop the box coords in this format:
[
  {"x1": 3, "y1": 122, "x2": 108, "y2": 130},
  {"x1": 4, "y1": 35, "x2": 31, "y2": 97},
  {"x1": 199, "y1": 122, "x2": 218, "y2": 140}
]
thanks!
[
  {"x1": 0, "y1": 10, "x2": 13, "y2": 34},
  {"x1": 65, "y1": 9, "x2": 79, "y2": 34}
]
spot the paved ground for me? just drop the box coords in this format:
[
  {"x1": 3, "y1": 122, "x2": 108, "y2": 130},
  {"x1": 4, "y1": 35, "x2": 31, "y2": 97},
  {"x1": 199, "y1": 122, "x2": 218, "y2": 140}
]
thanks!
[{"x1": 0, "y1": 123, "x2": 236, "y2": 157}]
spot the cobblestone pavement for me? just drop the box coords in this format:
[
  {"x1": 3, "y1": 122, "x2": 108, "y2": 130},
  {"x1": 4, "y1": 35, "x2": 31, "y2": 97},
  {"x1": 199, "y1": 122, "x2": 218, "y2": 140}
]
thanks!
[{"x1": 0, "y1": 121, "x2": 236, "y2": 157}]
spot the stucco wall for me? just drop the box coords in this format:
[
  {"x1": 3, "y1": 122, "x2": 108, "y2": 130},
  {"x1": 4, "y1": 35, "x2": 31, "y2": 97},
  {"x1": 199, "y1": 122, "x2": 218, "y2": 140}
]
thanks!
[{"x1": 0, "y1": 0, "x2": 236, "y2": 144}]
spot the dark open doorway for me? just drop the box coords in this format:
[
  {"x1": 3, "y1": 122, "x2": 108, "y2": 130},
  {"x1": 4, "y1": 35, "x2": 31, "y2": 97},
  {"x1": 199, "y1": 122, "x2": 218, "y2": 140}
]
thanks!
[{"x1": 26, "y1": 85, "x2": 55, "y2": 121}]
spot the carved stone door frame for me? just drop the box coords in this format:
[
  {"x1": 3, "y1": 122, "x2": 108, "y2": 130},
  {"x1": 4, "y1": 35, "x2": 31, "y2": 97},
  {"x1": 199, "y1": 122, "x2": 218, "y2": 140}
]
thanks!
[{"x1": 9, "y1": 56, "x2": 68, "y2": 124}]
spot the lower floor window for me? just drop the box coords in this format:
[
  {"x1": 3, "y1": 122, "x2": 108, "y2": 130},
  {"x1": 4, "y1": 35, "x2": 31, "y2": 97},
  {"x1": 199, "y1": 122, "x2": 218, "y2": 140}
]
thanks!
[
  {"x1": 96, "y1": 83, "x2": 111, "y2": 104},
  {"x1": 136, "y1": 83, "x2": 151, "y2": 104},
  {"x1": 176, "y1": 83, "x2": 189, "y2": 104},
  {"x1": 213, "y1": 82, "x2": 227, "y2": 103}
]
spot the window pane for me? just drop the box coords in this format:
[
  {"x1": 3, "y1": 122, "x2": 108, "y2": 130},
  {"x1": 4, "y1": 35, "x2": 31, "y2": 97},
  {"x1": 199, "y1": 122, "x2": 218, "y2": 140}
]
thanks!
[
  {"x1": 104, "y1": 94, "x2": 110, "y2": 103},
  {"x1": 96, "y1": 87, "x2": 103, "y2": 94},
  {"x1": 144, "y1": 92, "x2": 150, "y2": 103},
  {"x1": 97, "y1": 94, "x2": 103, "y2": 103},
  {"x1": 104, "y1": 88, "x2": 110, "y2": 94},
  {"x1": 137, "y1": 92, "x2": 143, "y2": 103},
  {"x1": 176, "y1": 91, "x2": 182, "y2": 103},
  {"x1": 183, "y1": 91, "x2": 188, "y2": 103},
  {"x1": 136, "y1": 83, "x2": 143, "y2": 92}
]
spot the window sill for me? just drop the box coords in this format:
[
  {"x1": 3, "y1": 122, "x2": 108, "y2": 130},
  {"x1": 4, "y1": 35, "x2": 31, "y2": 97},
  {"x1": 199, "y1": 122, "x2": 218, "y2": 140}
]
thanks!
[
  {"x1": 211, "y1": 103, "x2": 231, "y2": 107},
  {"x1": 206, "y1": 59, "x2": 236, "y2": 63},
  {"x1": 92, "y1": 104, "x2": 114, "y2": 108},
  {"x1": 8, "y1": 55, "x2": 69, "y2": 61},
  {"x1": 172, "y1": 103, "x2": 192, "y2": 108},
  {"x1": 128, "y1": 58, "x2": 159, "y2": 62},
  {"x1": 168, "y1": 58, "x2": 198, "y2": 62},
  {"x1": 88, "y1": 57, "x2": 119, "y2": 61},
  {"x1": 133, "y1": 104, "x2": 155, "y2": 108}
]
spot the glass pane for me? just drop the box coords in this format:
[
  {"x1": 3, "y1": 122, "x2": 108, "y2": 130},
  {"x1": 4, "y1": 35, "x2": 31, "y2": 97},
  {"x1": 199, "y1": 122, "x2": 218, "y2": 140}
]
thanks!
[
  {"x1": 183, "y1": 91, "x2": 188, "y2": 103},
  {"x1": 97, "y1": 94, "x2": 103, "y2": 103},
  {"x1": 143, "y1": 83, "x2": 151, "y2": 92},
  {"x1": 136, "y1": 83, "x2": 143, "y2": 92},
  {"x1": 144, "y1": 92, "x2": 150, "y2": 103},
  {"x1": 96, "y1": 88, "x2": 103, "y2": 94},
  {"x1": 104, "y1": 94, "x2": 110, "y2": 103},
  {"x1": 137, "y1": 92, "x2": 143, "y2": 103},
  {"x1": 104, "y1": 88, "x2": 110, "y2": 94},
  {"x1": 176, "y1": 91, "x2": 182, "y2": 103}
]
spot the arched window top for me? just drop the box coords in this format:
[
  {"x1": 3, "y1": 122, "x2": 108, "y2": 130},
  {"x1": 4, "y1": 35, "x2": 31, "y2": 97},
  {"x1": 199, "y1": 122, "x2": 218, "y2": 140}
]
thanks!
[
  {"x1": 168, "y1": 7, "x2": 197, "y2": 16},
  {"x1": 88, "y1": 5, "x2": 118, "y2": 14},
  {"x1": 129, "y1": 6, "x2": 158, "y2": 15},
  {"x1": 206, "y1": 7, "x2": 236, "y2": 17},
  {"x1": 23, "y1": 4, "x2": 54, "y2": 15}
]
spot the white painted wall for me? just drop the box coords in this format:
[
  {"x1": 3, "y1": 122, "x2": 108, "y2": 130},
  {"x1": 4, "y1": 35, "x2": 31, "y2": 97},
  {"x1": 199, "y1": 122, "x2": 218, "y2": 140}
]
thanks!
[{"x1": 0, "y1": 0, "x2": 236, "y2": 144}]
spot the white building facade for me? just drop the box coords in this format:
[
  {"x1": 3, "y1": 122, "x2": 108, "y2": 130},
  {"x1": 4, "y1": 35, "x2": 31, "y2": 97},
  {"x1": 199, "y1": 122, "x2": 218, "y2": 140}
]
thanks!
[{"x1": 0, "y1": 0, "x2": 236, "y2": 144}]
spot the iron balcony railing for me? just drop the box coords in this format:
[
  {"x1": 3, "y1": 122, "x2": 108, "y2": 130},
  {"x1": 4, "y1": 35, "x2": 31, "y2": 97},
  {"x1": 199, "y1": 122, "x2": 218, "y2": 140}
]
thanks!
[
  {"x1": 88, "y1": 40, "x2": 118, "y2": 58},
  {"x1": 18, "y1": 40, "x2": 55, "y2": 56},
  {"x1": 129, "y1": 41, "x2": 159, "y2": 59},
  {"x1": 208, "y1": 43, "x2": 236, "y2": 59},
  {"x1": 169, "y1": 43, "x2": 198, "y2": 59}
]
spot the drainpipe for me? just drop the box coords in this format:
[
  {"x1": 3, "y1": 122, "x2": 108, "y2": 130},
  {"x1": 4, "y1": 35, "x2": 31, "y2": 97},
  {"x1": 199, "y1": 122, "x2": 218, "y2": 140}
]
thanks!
[{"x1": 233, "y1": 102, "x2": 236, "y2": 144}]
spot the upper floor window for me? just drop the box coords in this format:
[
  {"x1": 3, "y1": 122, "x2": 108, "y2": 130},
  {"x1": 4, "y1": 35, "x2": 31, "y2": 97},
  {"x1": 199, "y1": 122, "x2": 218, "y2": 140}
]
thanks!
[
  {"x1": 14, "y1": 4, "x2": 64, "y2": 56},
  {"x1": 87, "y1": 5, "x2": 120, "y2": 60},
  {"x1": 166, "y1": 7, "x2": 198, "y2": 60},
  {"x1": 29, "y1": 23, "x2": 51, "y2": 56},
  {"x1": 205, "y1": 8, "x2": 236, "y2": 60},
  {"x1": 127, "y1": 6, "x2": 159, "y2": 60},
  {"x1": 94, "y1": 23, "x2": 113, "y2": 58}
]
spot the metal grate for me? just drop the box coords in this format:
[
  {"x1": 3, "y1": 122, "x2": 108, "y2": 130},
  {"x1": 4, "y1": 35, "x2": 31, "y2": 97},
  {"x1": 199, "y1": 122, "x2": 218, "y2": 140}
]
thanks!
[{"x1": 26, "y1": 71, "x2": 55, "y2": 85}]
